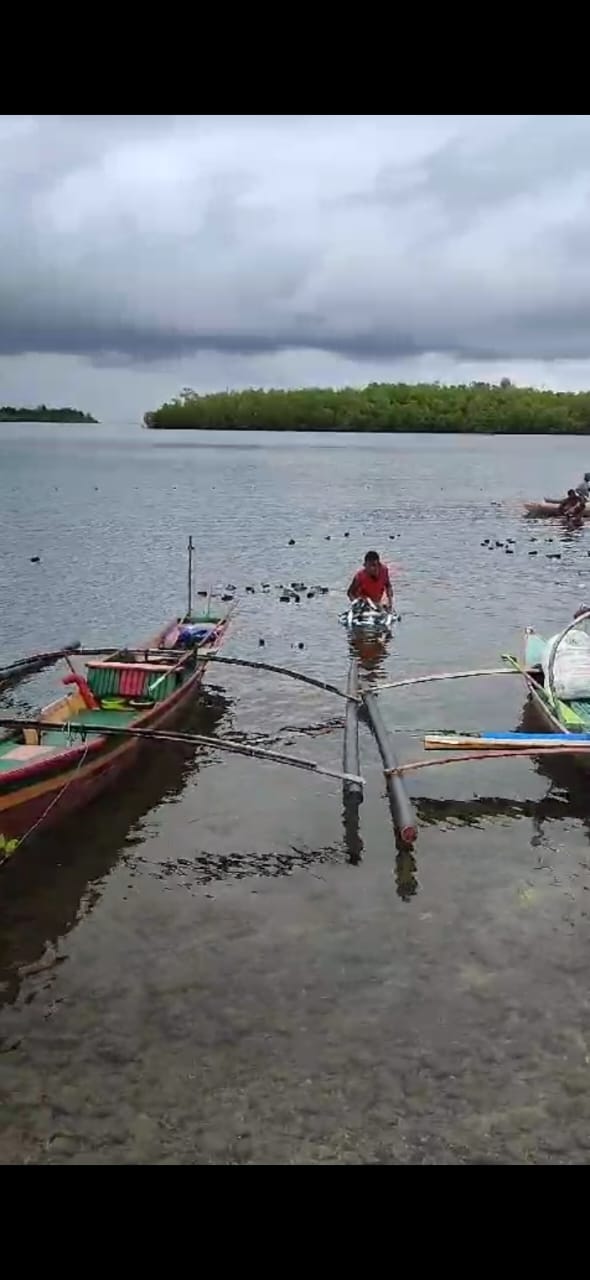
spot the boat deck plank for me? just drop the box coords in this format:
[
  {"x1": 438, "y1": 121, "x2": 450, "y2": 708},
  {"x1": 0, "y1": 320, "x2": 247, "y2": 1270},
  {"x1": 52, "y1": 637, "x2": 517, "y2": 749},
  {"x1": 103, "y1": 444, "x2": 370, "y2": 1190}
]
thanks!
[{"x1": 0, "y1": 707, "x2": 139, "y2": 772}]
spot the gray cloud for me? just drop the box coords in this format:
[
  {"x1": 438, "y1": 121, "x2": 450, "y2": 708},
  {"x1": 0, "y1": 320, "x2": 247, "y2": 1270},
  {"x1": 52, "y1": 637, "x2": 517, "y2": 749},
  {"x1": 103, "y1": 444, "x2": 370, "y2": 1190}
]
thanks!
[{"x1": 2, "y1": 114, "x2": 590, "y2": 375}]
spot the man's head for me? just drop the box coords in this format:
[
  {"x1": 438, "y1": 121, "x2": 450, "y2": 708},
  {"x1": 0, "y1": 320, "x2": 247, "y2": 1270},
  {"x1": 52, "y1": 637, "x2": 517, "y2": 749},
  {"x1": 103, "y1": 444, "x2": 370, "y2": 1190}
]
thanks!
[
  {"x1": 584, "y1": 473, "x2": 590, "y2": 482},
  {"x1": 568, "y1": 489, "x2": 577, "y2": 498},
  {"x1": 364, "y1": 551, "x2": 382, "y2": 578}
]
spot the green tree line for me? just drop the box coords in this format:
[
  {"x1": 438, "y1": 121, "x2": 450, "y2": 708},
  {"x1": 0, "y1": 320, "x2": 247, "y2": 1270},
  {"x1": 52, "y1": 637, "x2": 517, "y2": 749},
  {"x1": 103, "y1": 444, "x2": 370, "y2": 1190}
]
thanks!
[
  {"x1": 0, "y1": 405, "x2": 97, "y2": 423},
  {"x1": 143, "y1": 380, "x2": 590, "y2": 434}
]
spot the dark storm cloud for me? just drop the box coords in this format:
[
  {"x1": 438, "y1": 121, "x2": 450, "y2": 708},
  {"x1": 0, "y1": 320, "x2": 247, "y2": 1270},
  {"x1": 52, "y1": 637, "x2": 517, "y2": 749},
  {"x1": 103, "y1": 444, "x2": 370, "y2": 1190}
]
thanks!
[{"x1": 1, "y1": 114, "x2": 590, "y2": 367}]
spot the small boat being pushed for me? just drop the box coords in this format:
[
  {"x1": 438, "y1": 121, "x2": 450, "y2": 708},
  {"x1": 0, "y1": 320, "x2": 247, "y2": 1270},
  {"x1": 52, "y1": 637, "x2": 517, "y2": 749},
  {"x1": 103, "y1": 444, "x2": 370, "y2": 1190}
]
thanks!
[
  {"x1": 339, "y1": 598, "x2": 395, "y2": 637},
  {"x1": 524, "y1": 500, "x2": 590, "y2": 519}
]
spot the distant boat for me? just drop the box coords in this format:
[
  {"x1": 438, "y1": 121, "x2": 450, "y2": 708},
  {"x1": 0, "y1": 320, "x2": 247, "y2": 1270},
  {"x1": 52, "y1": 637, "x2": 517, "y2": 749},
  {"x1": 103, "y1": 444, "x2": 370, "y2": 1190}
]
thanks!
[{"x1": 523, "y1": 499, "x2": 590, "y2": 518}]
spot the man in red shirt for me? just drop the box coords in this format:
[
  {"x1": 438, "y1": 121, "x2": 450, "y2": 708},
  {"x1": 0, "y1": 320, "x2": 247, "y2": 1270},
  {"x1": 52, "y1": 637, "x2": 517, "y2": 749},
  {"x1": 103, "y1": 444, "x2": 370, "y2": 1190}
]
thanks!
[{"x1": 347, "y1": 551, "x2": 393, "y2": 610}]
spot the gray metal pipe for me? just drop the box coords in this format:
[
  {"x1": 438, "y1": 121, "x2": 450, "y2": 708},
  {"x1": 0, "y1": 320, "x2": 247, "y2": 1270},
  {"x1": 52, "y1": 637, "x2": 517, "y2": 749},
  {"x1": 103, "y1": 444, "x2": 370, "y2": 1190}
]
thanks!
[
  {"x1": 363, "y1": 690, "x2": 417, "y2": 846},
  {"x1": 343, "y1": 658, "x2": 363, "y2": 807}
]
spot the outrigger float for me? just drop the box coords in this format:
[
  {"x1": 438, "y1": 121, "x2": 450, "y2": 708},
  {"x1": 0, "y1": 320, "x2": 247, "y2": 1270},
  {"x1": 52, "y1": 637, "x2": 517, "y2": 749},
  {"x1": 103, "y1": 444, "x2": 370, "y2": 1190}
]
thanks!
[{"x1": 3, "y1": 546, "x2": 590, "y2": 862}]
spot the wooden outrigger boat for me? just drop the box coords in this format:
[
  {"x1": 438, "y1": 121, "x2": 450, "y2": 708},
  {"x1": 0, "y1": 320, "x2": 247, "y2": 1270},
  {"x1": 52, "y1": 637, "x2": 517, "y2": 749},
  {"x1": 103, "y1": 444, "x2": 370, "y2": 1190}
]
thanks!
[{"x1": 0, "y1": 541, "x2": 232, "y2": 852}]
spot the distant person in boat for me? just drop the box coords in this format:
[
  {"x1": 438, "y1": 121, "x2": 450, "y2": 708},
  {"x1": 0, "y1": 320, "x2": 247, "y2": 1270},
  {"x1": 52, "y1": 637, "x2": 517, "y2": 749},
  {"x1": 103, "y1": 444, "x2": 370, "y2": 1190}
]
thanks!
[
  {"x1": 560, "y1": 489, "x2": 585, "y2": 518},
  {"x1": 347, "y1": 551, "x2": 394, "y2": 610},
  {"x1": 576, "y1": 473, "x2": 590, "y2": 500}
]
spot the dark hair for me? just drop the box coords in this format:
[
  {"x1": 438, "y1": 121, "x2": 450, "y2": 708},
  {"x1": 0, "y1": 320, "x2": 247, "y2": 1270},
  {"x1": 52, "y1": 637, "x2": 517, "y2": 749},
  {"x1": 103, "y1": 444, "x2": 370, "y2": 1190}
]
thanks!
[
  {"x1": 364, "y1": 550, "x2": 380, "y2": 564},
  {"x1": 568, "y1": 489, "x2": 576, "y2": 497},
  {"x1": 584, "y1": 473, "x2": 590, "y2": 481}
]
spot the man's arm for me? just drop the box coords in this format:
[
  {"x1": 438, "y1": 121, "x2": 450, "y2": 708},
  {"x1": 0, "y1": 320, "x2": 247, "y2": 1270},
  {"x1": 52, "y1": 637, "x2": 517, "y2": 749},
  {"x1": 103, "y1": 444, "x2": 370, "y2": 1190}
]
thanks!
[
  {"x1": 384, "y1": 568, "x2": 394, "y2": 610},
  {"x1": 347, "y1": 573, "x2": 361, "y2": 601}
]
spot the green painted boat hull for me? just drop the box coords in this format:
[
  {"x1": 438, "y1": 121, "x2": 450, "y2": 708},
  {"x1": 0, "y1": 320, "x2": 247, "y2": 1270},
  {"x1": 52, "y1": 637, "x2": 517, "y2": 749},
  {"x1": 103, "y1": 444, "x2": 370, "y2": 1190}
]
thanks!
[{"x1": 505, "y1": 632, "x2": 590, "y2": 755}]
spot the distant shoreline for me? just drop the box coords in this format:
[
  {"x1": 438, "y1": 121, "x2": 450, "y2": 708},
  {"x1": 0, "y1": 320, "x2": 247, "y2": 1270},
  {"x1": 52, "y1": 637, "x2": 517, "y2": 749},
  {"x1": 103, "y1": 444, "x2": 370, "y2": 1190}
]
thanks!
[
  {"x1": 0, "y1": 406, "x2": 98, "y2": 424},
  {"x1": 143, "y1": 381, "x2": 590, "y2": 435},
  {"x1": 143, "y1": 422, "x2": 590, "y2": 436}
]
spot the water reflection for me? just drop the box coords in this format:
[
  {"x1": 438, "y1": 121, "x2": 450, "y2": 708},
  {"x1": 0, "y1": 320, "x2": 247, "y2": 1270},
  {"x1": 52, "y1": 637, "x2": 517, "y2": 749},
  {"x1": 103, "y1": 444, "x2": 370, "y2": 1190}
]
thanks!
[
  {"x1": 0, "y1": 691, "x2": 229, "y2": 1006},
  {"x1": 395, "y1": 845, "x2": 418, "y2": 900},
  {"x1": 559, "y1": 520, "x2": 585, "y2": 542},
  {"x1": 342, "y1": 797, "x2": 364, "y2": 866},
  {"x1": 346, "y1": 628, "x2": 394, "y2": 684},
  {"x1": 0, "y1": 686, "x2": 377, "y2": 1003}
]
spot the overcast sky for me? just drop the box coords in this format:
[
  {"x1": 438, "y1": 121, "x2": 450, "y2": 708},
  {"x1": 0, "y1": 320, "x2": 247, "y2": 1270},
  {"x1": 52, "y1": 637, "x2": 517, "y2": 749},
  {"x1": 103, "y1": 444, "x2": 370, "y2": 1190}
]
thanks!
[{"x1": 2, "y1": 114, "x2": 590, "y2": 422}]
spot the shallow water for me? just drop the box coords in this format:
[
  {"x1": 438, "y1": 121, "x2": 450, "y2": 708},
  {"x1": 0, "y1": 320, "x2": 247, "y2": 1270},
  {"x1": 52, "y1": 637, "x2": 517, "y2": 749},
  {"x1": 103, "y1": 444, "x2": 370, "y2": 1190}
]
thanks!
[{"x1": 1, "y1": 424, "x2": 590, "y2": 1163}]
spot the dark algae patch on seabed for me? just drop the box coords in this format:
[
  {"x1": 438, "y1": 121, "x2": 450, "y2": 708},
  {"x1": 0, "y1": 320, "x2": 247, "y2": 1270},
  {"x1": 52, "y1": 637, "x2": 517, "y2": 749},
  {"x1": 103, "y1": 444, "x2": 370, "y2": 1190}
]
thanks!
[{"x1": 2, "y1": 425, "x2": 590, "y2": 1162}]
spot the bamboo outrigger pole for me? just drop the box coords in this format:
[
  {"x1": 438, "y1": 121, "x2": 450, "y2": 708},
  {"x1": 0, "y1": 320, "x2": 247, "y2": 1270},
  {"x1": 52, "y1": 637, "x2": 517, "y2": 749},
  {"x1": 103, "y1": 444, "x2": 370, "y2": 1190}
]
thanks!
[
  {"x1": 187, "y1": 536, "x2": 194, "y2": 616},
  {"x1": 0, "y1": 717, "x2": 365, "y2": 788},
  {"x1": 203, "y1": 654, "x2": 352, "y2": 701},
  {"x1": 392, "y1": 745, "x2": 590, "y2": 776},
  {"x1": 369, "y1": 666, "x2": 520, "y2": 694}
]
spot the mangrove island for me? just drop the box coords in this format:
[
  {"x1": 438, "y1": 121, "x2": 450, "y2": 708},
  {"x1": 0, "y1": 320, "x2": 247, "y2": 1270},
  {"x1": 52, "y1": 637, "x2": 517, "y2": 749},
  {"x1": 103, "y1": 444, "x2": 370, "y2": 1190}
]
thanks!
[
  {"x1": 0, "y1": 405, "x2": 98, "y2": 423},
  {"x1": 144, "y1": 381, "x2": 590, "y2": 435}
]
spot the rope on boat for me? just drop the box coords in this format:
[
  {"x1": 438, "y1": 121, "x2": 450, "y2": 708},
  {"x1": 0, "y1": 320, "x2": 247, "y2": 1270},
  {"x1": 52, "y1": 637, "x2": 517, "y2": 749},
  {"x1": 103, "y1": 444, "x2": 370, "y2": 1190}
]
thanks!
[{"x1": 1, "y1": 740, "x2": 91, "y2": 864}]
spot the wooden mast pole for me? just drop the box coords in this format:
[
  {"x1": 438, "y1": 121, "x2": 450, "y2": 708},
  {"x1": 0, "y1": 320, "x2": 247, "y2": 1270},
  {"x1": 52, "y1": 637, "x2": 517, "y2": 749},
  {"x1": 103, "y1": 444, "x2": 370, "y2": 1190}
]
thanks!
[{"x1": 187, "y1": 536, "x2": 194, "y2": 617}]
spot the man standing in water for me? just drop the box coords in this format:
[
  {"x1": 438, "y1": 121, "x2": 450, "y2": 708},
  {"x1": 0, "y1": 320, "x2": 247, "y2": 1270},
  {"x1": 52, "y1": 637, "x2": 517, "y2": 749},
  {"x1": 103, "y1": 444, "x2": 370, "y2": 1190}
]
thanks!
[{"x1": 347, "y1": 550, "x2": 394, "y2": 611}]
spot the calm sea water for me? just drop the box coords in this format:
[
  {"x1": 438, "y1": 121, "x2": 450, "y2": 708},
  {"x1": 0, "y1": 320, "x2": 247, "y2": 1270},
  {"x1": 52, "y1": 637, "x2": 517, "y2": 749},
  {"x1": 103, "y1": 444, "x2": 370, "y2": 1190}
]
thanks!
[{"x1": 1, "y1": 422, "x2": 590, "y2": 1164}]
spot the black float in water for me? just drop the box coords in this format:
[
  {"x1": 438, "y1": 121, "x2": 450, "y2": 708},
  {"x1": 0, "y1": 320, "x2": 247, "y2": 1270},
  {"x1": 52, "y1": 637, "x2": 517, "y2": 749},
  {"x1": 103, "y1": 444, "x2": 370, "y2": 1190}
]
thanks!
[{"x1": 363, "y1": 690, "x2": 417, "y2": 846}]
